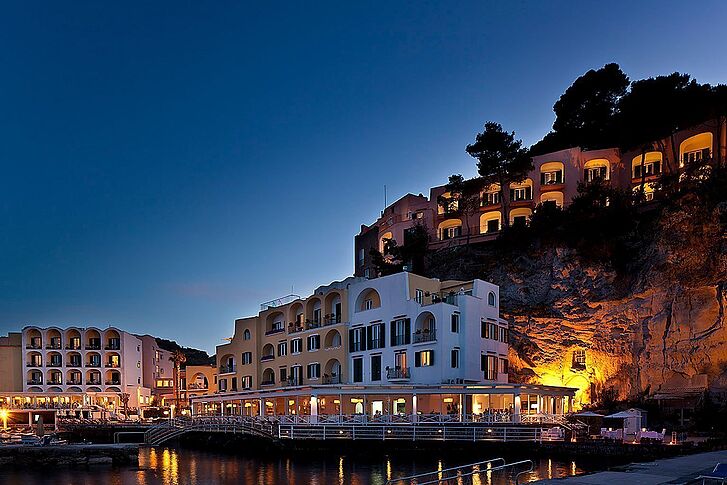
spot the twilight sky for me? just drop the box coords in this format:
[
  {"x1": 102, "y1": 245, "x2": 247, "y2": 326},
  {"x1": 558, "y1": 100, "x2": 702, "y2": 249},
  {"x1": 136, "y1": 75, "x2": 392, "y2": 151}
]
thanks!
[{"x1": 1, "y1": 1, "x2": 726, "y2": 353}]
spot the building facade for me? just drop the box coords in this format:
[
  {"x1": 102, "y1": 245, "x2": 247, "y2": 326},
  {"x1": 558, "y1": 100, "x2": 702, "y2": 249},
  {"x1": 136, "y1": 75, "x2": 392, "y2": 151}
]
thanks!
[
  {"x1": 191, "y1": 272, "x2": 574, "y2": 421},
  {"x1": 355, "y1": 119, "x2": 727, "y2": 277}
]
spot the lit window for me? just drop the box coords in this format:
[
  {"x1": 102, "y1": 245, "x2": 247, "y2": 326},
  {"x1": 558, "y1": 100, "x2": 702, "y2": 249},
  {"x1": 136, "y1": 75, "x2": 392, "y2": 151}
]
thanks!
[
  {"x1": 415, "y1": 289, "x2": 424, "y2": 304},
  {"x1": 415, "y1": 350, "x2": 434, "y2": 367}
]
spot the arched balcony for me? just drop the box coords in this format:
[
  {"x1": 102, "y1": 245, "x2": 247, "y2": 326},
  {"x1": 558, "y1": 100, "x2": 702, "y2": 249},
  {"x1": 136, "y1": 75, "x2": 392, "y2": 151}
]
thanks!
[
  {"x1": 414, "y1": 312, "x2": 436, "y2": 343},
  {"x1": 479, "y1": 211, "x2": 501, "y2": 234},
  {"x1": 261, "y1": 368, "x2": 275, "y2": 386},
  {"x1": 67, "y1": 351, "x2": 82, "y2": 368},
  {"x1": 65, "y1": 328, "x2": 82, "y2": 350},
  {"x1": 26, "y1": 369, "x2": 43, "y2": 386},
  {"x1": 86, "y1": 352, "x2": 102, "y2": 368},
  {"x1": 105, "y1": 352, "x2": 121, "y2": 368},
  {"x1": 86, "y1": 369, "x2": 102, "y2": 386},
  {"x1": 288, "y1": 302, "x2": 304, "y2": 333},
  {"x1": 437, "y1": 191, "x2": 459, "y2": 214},
  {"x1": 324, "y1": 329, "x2": 342, "y2": 349},
  {"x1": 189, "y1": 373, "x2": 209, "y2": 391},
  {"x1": 219, "y1": 354, "x2": 236, "y2": 374},
  {"x1": 379, "y1": 231, "x2": 393, "y2": 253},
  {"x1": 540, "y1": 191, "x2": 564, "y2": 208},
  {"x1": 324, "y1": 291, "x2": 343, "y2": 324},
  {"x1": 47, "y1": 351, "x2": 63, "y2": 368},
  {"x1": 509, "y1": 179, "x2": 533, "y2": 202},
  {"x1": 305, "y1": 297, "x2": 323, "y2": 327},
  {"x1": 46, "y1": 369, "x2": 63, "y2": 386},
  {"x1": 509, "y1": 208, "x2": 532, "y2": 227},
  {"x1": 260, "y1": 344, "x2": 275, "y2": 362},
  {"x1": 105, "y1": 370, "x2": 121, "y2": 386},
  {"x1": 680, "y1": 132, "x2": 713, "y2": 168},
  {"x1": 66, "y1": 369, "x2": 83, "y2": 386},
  {"x1": 324, "y1": 359, "x2": 342, "y2": 384},
  {"x1": 105, "y1": 329, "x2": 121, "y2": 350},
  {"x1": 265, "y1": 311, "x2": 286, "y2": 335},
  {"x1": 584, "y1": 159, "x2": 610, "y2": 183},
  {"x1": 437, "y1": 219, "x2": 462, "y2": 241},
  {"x1": 26, "y1": 328, "x2": 42, "y2": 350},
  {"x1": 85, "y1": 329, "x2": 101, "y2": 350},
  {"x1": 540, "y1": 161, "x2": 564, "y2": 186},
  {"x1": 46, "y1": 328, "x2": 62, "y2": 350},
  {"x1": 632, "y1": 152, "x2": 663, "y2": 179},
  {"x1": 26, "y1": 351, "x2": 42, "y2": 368},
  {"x1": 355, "y1": 288, "x2": 381, "y2": 312},
  {"x1": 480, "y1": 183, "x2": 501, "y2": 207}
]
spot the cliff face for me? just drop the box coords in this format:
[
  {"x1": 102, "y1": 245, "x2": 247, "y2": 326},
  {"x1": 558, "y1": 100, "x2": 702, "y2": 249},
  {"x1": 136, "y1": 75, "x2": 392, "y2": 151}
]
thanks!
[{"x1": 427, "y1": 196, "x2": 727, "y2": 406}]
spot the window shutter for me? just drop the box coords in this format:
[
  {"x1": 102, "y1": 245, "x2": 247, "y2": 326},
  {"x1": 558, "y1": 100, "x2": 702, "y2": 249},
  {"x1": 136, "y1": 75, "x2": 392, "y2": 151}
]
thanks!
[
  {"x1": 654, "y1": 161, "x2": 661, "y2": 174},
  {"x1": 390, "y1": 321, "x2": 396, "y2": 345},
  {"x1": 481, "y1": 321, "x2": 485, "y2": 338},
  {"x1": 702, "y1": 148, "x2": 710, "y2": 160},
  {"x1": 404, "y1": 318, "x2": 411, "y2": 344},
  {"x1": 414, "y1": 352, "x2": 421, "y2": 367},
  {"x1": 349, "y1": 329, "x2": 355, "y2": 352},
  {"x1": 526, "y1": 186, "x2": 532, "y2": 200},
  {"x1": 481, "y1": 354, "x2": 486, "y2": 372},
  {"x1": 366, "y1": 326, "x2": 372, "y2": 349},
  {"x1": 430, "y1": 351, "x2": 434, "y2": 366},
  {"x1": 380, "y1": 323, "x2": 386, "y2": 347}
]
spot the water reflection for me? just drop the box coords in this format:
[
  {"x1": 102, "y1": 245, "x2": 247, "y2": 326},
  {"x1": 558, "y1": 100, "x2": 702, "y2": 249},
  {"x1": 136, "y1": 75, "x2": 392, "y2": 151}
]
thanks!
[{"x1": 0, "y1": 447, "x2": 588, "y2": 485}]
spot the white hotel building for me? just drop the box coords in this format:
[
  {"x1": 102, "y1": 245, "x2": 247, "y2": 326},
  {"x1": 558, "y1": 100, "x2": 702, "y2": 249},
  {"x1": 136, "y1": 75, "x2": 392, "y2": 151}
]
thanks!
[
  {"x1": 192, "y1": 272, "x2": 575, "y2": 422},
  {"x1": 21, "y1": 326, "x2": 150, "y2": 409}
]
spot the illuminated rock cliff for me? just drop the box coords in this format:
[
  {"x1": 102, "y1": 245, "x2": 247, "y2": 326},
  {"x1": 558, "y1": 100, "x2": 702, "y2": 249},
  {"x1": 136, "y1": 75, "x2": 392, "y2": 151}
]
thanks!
[{"x1": 427, "y1": 194, "x2": 726, "y2": 407}]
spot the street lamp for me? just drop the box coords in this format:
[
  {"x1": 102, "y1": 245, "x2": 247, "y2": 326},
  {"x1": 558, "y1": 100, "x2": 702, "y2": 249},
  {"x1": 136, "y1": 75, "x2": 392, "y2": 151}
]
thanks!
[{"x1": 0, "y1": 409, "x2": 8, "y2": 430}]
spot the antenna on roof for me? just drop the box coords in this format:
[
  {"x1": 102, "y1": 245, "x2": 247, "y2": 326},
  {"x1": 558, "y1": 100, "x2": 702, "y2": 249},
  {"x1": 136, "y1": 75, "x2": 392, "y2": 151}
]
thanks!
[{"x1": 384, "y1": 184, "x2": 387, "y2": 209}]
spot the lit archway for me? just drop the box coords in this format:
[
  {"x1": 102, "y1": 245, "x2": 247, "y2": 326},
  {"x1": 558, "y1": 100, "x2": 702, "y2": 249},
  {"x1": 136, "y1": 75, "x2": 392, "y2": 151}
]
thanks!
[
  {"x1": 509, "y1": 208, "x2": 532, "y2": 226},
  {"x1": 437, "y1": 219, "x2": 462, "y2": 240},
  {"x1": 540, "y1": 191, "x2": 564, "y2": 208},
  {"x1": 479, "y1": 211, "x2": 501, "y2": 234},
  {"x1": 584, "y1": 159, "x2": 609, "y2": 182},
  {"x1": 679, "y1": 132, "x2": 713, "y2": 167},
  {"x1": 631, "y1": 152, "x2": 663, "y2": 178}
]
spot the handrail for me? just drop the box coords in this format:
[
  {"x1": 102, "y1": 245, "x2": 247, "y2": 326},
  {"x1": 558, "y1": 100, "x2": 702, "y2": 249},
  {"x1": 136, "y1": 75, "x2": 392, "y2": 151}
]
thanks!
[
  {"x1": 418, "y1": 459, "x2": 533, "y2": 485},
  {"x1": 386, "y1": 457, "x2": 505, "y2": 484}
]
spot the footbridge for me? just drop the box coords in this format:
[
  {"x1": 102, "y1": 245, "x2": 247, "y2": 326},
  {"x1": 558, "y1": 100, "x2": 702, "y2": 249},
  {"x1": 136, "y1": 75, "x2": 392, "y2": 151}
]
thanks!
[{"x1": 144, "y1": 415, "x2": 567, "y2": 446}]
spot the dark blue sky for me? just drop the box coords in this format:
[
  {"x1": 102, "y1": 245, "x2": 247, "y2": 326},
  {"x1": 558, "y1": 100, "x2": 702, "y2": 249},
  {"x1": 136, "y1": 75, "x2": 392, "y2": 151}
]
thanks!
[{"x1": 2, "y1": 1, "x2": 726, "y2": 353}]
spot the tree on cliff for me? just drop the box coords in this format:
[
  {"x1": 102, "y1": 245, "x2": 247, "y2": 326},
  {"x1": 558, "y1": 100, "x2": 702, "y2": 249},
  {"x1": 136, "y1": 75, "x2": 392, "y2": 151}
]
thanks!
[
  {"x1": 466, "y1": 122, "x2": 532, "y2": 229},
  {"x1": 531, "y1": 63, "x2": 629, "y2": 154},
  {"x1": 437, "y1": 174, "x2": 483, "y2": 247}
]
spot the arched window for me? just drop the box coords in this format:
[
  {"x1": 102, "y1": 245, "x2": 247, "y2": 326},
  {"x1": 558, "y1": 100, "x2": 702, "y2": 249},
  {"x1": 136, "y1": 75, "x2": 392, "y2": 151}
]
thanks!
[
  {"x1": 583, "y1": 159, "x2": 610, "y2": 182},
  {"x1": 243, "y1": 329, "x2": 251, "y2": 341},
  {"x1": 679, "y1": 132, "x2": 713, "y2": 168},
  {"x1": 488, "y1": 292, "x2": 496, "y2": 306}
]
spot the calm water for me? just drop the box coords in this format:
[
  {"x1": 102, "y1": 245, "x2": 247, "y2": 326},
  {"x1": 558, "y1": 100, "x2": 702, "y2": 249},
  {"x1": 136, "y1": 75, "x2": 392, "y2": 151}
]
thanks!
[{"x1": 0, "y1": 446, "x2": 591, "y2": 484}]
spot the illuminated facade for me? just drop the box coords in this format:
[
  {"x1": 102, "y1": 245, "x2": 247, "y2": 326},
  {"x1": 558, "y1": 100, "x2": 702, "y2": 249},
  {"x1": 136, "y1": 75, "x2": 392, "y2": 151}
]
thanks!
[
  {"x1": 354, "y1": 119, "x2": 727, "y2": 277},
  {"x1": 191, "y1": 272, "x2": 575, "y2": 420}
]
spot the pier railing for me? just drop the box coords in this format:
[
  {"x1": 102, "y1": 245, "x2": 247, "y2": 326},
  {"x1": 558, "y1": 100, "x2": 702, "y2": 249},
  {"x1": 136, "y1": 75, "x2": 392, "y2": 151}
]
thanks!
[{"x1": 386, "y1": 457, "x2": 534, "y2": 484}]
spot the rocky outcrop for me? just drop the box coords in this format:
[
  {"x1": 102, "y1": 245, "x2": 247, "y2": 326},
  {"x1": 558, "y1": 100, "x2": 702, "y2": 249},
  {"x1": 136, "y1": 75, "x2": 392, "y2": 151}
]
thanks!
[{"x1": 427, "y1": 195, "x2": 727, "y2": 406}]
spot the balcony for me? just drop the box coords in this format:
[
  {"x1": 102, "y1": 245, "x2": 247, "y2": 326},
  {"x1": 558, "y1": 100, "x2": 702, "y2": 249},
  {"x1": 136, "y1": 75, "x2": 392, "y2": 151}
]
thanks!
[
  {"x1": 47, "y1": 361, "x2": 63, "y2": 368},
  {"x1": 87, "y1": 380, "x2": 101, "y2": 385},
  {"x1": 26, "y1": 344, "x2": 41, "y2": 350},
  {"x1": 218, "y1": 364, "x2": 236, "y2": 374},
  {"x1": 68, "y1": 379, "x2": 82, "y2": 385},
  {"x1": 86, "y1": 362, "x2": 101, "y2": 368},
  {"x1": 105, "y1": 362, "x2": 120, "y2": 368},
  {"x1": 105, "y1": 380, "x2": 121, "y2": 386},
  {"x1": 69, "y1": 360, "x2": 82, "y2": 367},
  {"x1": 45, "y1": 344, "x2": 62, "y2": 350},
  {"x1": 65, "y1": 343, "x2": 81, "y2": 350},
  {"x1": 260, "y1": 354, "x2": 275, "y2": 362},
  {"x1": 85, "y1": 344, "x2": 101, "y2": 350},
  {"x1": 386, "y1": 367, "x2": 410, "y2": 381},
  {"x1": 323, "y1": 314, "x2": 342, "y2": 326},
  {"x1": 104, "y1": 344, "x2": 120, "y2": 351},
  {"x1": 26, "y1": 361, "x2": 42, "y2": 367},
  {"x1": 264, "y1": 327, "x2": 285, "y2": 336},
  {"x1": 27, "y1": 379, "x2": 43, "y2": 385},
  {"x1": 323, "y1": 375, "x2": 341, "y2": 385},
  {"x1": 413, "y1": 329, "x2": 436, "y2": 344},
  {"x1": 391, "y1": 335, "x2": 409, "y2": 346},
  {"x1": 48, "y1": 380, "x2": 63, "y2": 386},
  {"x1": 188, "y1": 383, "x2": 208, "y2": 390},
  {"x1": 260, "y1": 380, "x2": 275, "y2": 386}
]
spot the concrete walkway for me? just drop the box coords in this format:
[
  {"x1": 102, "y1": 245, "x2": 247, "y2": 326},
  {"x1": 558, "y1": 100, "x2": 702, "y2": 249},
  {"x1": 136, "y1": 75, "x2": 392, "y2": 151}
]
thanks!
[{"x1": 535, "y1": 450, "x2": 727, "y2": 484}]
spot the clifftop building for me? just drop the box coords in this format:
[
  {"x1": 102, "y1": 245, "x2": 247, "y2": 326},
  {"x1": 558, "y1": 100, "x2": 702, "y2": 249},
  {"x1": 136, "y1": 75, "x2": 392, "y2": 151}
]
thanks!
[{"x1": 355, "y1": 119, "x2": 726, "y2": 278}]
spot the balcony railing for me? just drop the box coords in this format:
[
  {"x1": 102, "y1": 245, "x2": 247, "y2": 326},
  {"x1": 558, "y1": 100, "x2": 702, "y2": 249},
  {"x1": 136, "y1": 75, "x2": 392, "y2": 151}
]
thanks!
[
  {"x1": 413, "y1": 329, "x2": 436, "y2": 344},
  {"x1": 386, "y1": 367, "x2": 410, "y2": 380},
  {"x1": 105, "y1": 362, "x2": 120, "y2": 368},
  {"x1": 48, "y1": 380, "x2": 63, "y2": 385},
  {"x1": 188, "y1": 383, "x2": 208, "y2": 390},
  {"x1": 68, "y1": 380, "x2": 82, "y2": 385},
  {"x1": 87, "y1": 380, "x2": 101, "y2": 385},
  {"x1": 69, "y1": 360, "x2": 82, "y2": 367},
  {"x1": 27, "y1": 379, "x2": 43, "y2": 385},
  {"x1": 26, "y1": 362, "x2": 42, "y2": 367},
  {"x1": 264, "y1": 327, "x2": 285, "y2": 336},
  {"x1": 219, "y1": 365, "x2": 236, "y2": 374},
  {"x1": 86, "y1": 362, "x2": 101, "y2": 368},
  {"x1": 26, "y1": 344, "x2": 42, "y2": 350},
  {"x1": 260, "y1": 380, "x2": 275, "y2": 386},
  {"x1": 260, "y1": 355, "x2": 275, "y2": 362},
  {"x1": 45, "y1": 343, "x2": 62, "y2": 350},
  {"x1": 105, "y1": 344, "x2": 120, "y2": 350},
  {"x1": 85, "y1": 344, "x2": 101, "y2": 350},
  {"x1": 323, "y1": 375, "x2": 341, "y2": 384},
  {"x1": 47, "y1": 362, "x2": 63, "y2": 368},
  {"x1": 285, "y1": 377, "x2": 303, "y2": 387},
  {"x1": 323, "y1": 314, "x2": 342, "y2": 325},
  {"x1": 105, "y1": 380, "x2": 121, "y2": 386},
  {"x1": 65, "y1": 344, "x2": 81, "y2": 350}
]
